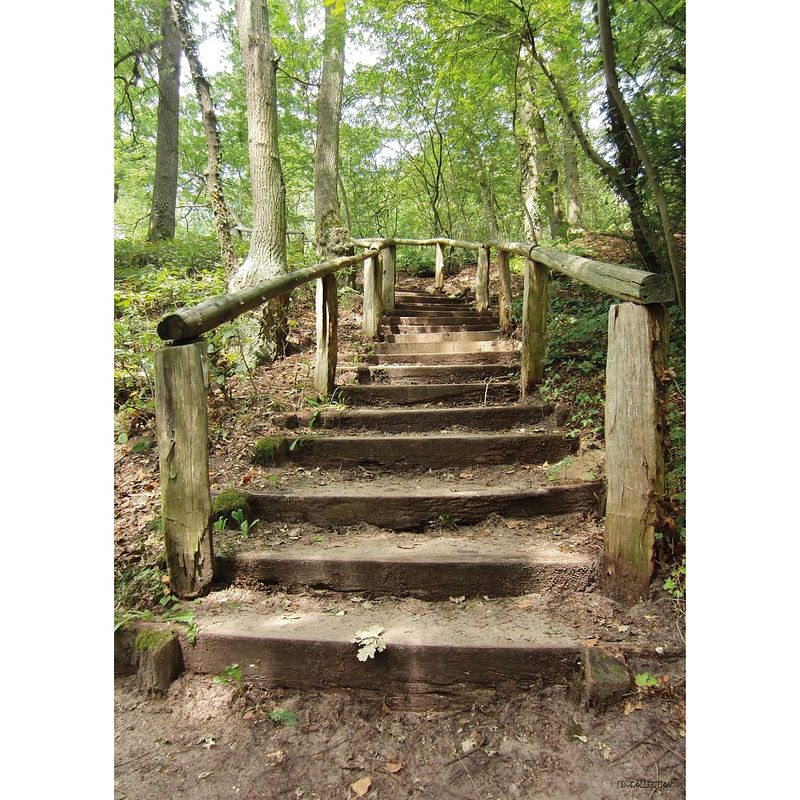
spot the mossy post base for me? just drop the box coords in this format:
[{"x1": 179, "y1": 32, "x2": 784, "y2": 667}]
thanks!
[
  {"x1": 154, "y1": 340, "x2": 215, "y2": 598},
  {"x1": 520, "y1": 258, "x2": 548, "y2": 395},
  {"x1": 476, "y1": 245, "x2": 489, "y2": 312},
  {"x1": 603, "y1": 303, "x2": 668, "y2": 602},
  {"x1": 315, "y1": 273, "x2": 338, "y2": 395}
]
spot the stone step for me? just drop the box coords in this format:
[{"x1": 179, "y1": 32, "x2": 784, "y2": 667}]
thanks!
[
  {"x1": 350, "y1": 363, "x2": 517, "y2": 385},
  {"x1": 373, "y1": 339, "x2": 518, "y2": 355},
  {"x1": 241, "y1": 482, "x2": 604, "y2": 529},
  {"x1": 275, "y1": 431, "x2": 576, "y2": 469},
  {"x1": 271, "y1": 403, "x2": 551, "y2": 433},
  {"x1": 361, "y1": 350, "x2": 519, "y2": 366},
  {"x1": 216, "y1": 535, "x2": 596, "y2": 598},
  {"x1": 171, "y1": 593, "x2": 586, "y2": 694},
  {"x1": 337, "y1": 381, "x2": 519, "y2": 405},
  {"x1": 380, "y1": 330, "x2": 500, "y2": 344}
]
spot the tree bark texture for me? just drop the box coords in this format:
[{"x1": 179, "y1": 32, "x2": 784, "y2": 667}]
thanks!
[
  {"x1": 515, "y1": 45, "x2": 542, "y2": 242},
  {"x1": 314, "y1": 0, "x2": 352, "y2": 259},
  {"x1": 230, "y1": 0, "x2": 289, "y2": 364},
  {"x1": 596, "y1": 0, "x2": 685, "y2": 310},
  {"x1": 561, "y1": 116, "x2": 582, "y2": 228},
  {"x1": 154, "y1": 341, "x2": 215, "y2": 598},
  {"x1": 603, "y1": 303, "x2": 668, "y2": 601},
  {"x1": 170, "y1": 0, "x2": 238, "y2": 276},
  {"x1": 520, "y1": 258, "x2": 548, "y2": 393},
  {"x1": 314, "y1": 273, "x2": 338, "y2": 395},
  {"x1": 148, "y1": 4, "x2": 181, "y2": 241}
]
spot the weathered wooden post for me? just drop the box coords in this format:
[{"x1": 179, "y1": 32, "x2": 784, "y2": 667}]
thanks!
[
  {"x1": 314, "y1": 273, "x2": 338, "y2": 395},
  {"x1": 362, "y1": 248, "x2": 382, "y2": 339},
  {"x1": 434, "y1": 242, "x2": 446, "y2": 291},
  {"x1": 381, "y1": 244, "x2": 396, "y2": 314},
  {"x1": 154, "y1": 340, "x2": 215, "y2": 598},
  {"x1": 497, "y1": 248, "x2": 513, "y2": 332},
  {"x1": 603, "y1": 303, "x2": 668, "y2": 601},
  {"x1": 520, "y1": 258, "x2": 548, "y2": 394},
  {"x1": 476, "y1": 245, "x2": 490, "y2": 312}
]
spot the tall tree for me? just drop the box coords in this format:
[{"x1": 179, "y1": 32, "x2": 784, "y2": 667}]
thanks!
[
  {"x1": 170, "y1": 0, "x2": 239, "y2": 275},
  {"x1": 148, "y1": 2, "x2": 182, "y2": 241},
  {"x1": 314, "y1": 0, "x2": 352, "y2": 258},
  {"x1": 596, "y1": 0, "x2": 684, "y2": 309},
  {"x1": 230, "y1": 0, "x2": 289, "y2": 362}
]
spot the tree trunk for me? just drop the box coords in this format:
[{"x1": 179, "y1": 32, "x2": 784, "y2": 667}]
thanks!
[
  {"x1": 148, "y1": 4, "x2": 181, "y2": 241},
  {"x1": 170, "y1": 0, "x2": 238, "y2": 276},
  {"x1": 230, "y1": 0, "x2": 289, "y2": 363},
  {"x1": 596, "y1": 0, "x2": 685, "y2": 310},
  {"x1": 314, "y1": 0, "x2": 352, "y2": 260},
  {"x1": 515, "y1": 46, "x2": 542, "y2": 242},
  {"x1": 561, "y1": 115, "x2": 582, "y2": 228}
]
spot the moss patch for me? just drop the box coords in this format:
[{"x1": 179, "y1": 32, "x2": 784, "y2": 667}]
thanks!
[
  {"x1": 252, "y1": 437, "x2": 288, "y2": 466},
  {"x1": 212, "y1": 489, "x2": 250, "y2": 522},
  {"x1": 134, "y1": 628, "x2": 175, "y2": 653}
]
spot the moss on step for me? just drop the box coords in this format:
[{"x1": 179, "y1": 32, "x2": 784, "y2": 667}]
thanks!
[
  {"x1": 135, "y1": 628, "x2": 175, "y2": 653},
  {"x1": 252, "y1": 437, "x2": 288, "y2": 466},
  {"x1": 212, "y1": 489, "x2": 251, "y2": 521}
]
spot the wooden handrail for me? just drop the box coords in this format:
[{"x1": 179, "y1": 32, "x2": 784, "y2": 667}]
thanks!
[
  {"x1": 157, "y1": 247, "x2": 382, "y2": 342},
  {"x1": 352, "y1": 236, "x2": 674, "y2": 304}
]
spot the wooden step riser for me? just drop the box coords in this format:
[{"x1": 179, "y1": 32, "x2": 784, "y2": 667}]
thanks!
[
  {"x1": 381, "y1": 330, "x2": 500, "y2": 344},
  {"x1": 337, "y1": 382, "x2": 518, "y2": 405},
  {"x1": 272, "y1": 404, "x2": 551, "y2": 433},
  {"x1": 181, "y1": 633, "x2": 583, "y2": 693},
  {"x1": 361, "y1": 351, "x2": 519, "y2": 365},
  {"x1": 244, "y1": 482, "x2": 604, "y2": 529},
  {"x1": 350, "y1": 364, "x2": 517, "y2": 384},
  {"x1": 384, "y1": 323, "x2": 499, "y2": 334},
  {"x1": 387, "y1": 315, "x2": 499, "y2": 325},
  {"x1": 216, "y1": 555, "x2": 596, "y2": 598},
  {"x1": 281, "y1": 433, "x2": 575, "y2": 468},
  {"x1": 394, "y1": 296, "x2": 472, "y2": 305},
  {"x1": 373, "y1": 340, "x2": 518, "y2": 355}
]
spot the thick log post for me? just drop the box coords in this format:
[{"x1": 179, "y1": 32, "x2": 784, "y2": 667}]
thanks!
[
  {"x1": 362, "y1": 249, "x2": 382, "y2": 338},
  {"x1": 497, "y1": 249, "x2": 513, "y2": 332},
  {"x1": 154, "y1": 340, "x2": 214, "y2": 598},
  {"x1": 434, "y1": 242, "x2": 446, "y2": 291},
  {"x1": 476, "y1": 245, "x2": 490, "y2": 312},
  {"x1": 314, "y1": 273, "x2": 338, "y2": 395},
  {"x1": 603, "y1": 303, "x2": 668, "y2": 602},
  {"x1": 520, "y1": 258, "x2": 548, "y2": 394},
  {"x1": 381, "y1": 244, "x2": 396, "y2": 313}
]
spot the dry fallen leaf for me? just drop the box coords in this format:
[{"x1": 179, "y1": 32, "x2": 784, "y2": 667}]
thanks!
[
  {"x1": 350, "y1": 776, "x2": 371, "y2": 797},
  {"x1": 384, "y1": 761, "x2": 404, "y2": 774},
  {"x1": 266, "y1": 750, "x2": 286, "y2": 764},
  {"x1": 505, "y1": 520, "x2": 523, "y2": 529},
  {"x1": 534, "y1": 522, "x2": 549, "y2": 530},
  {"x1": 461, "y1": 738, "x2": 477, "y2": 754},
  {"x1": 514, "y1": 596, "x2": 536, "y2": 609},
  {"x1": 623, "y1": 700, "x2": 644, "y2": 716}
]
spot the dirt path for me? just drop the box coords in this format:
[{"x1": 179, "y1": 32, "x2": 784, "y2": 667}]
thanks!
[{"x1": 115, "y1": 671, "x2": 685, "y2": 800}]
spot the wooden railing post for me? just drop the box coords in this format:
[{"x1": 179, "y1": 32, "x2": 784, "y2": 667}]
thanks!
[
  {"x1": 497, "y1": 248, "x2": 513, "y2": 332},
  {"x1": 381, "y1": 244, "x2": 396, "y2": 314},
  {"x1": 603, "y1": 302, "x2": 668, "y2": 601},
  {"x1": 520, "y1": 258, "x2": 548, "y2": 394},
  {"x1": 154, "y1": 340, "x2": 215, "y2": 598},
  {"x1": 434, "y1": 242, "x2": 446, "y2": 291},
  {"x1": 476, "y1": 245, "x2": 490, "y2": 312},
  {"x1": 362, "y1": 248, "x2": 382, "y2": 339},
  {"x1": 314, "y1": 273, "x2": 338, "y2": 395}
]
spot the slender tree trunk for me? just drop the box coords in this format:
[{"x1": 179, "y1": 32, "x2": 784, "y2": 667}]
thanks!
[
  {"x1": 561, "y1": 115, "x2": 582, "y2": 228},
  {"x1": 524, "y1": 29, "x2": 663, "y2": 273},
  {"x1": 597, "y1": 0, "x2": 685, "y2": 309},
  {"x1": 148, "y1": 5, "x2": 181, "y2": 241},
  {"x1": 170, "y1": 0, "x2": 238, "y2": 276},
  {"x1": 314, "y1": 0, "x2": 352, "y2": 259},
  {"x1": 230, "y1": 0, "x2": 289, "y2": 363},
  {"x1": 515, "y1": 44, "x2": 544, "y2": 241}
]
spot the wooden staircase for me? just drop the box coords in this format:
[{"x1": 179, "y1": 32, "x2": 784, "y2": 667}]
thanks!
[{"x1": 165, "y1": 285, "x2": 617, "y2": 700}]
